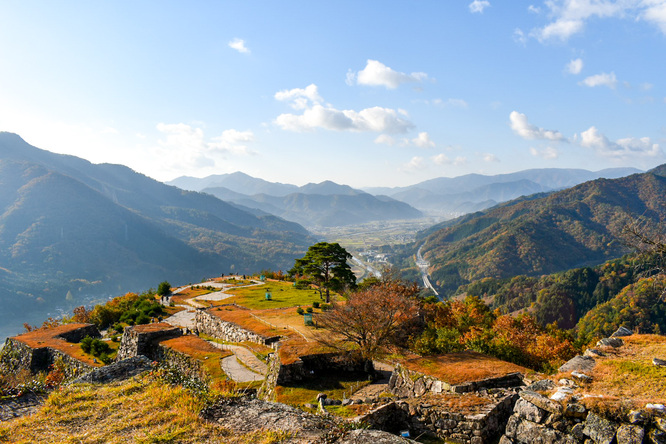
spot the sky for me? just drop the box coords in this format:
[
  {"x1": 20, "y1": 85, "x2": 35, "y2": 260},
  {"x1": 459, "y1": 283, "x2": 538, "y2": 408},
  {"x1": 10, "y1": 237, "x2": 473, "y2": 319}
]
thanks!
[{"x1": 1, "y1": 1, "x2": 665, "y2": 188}]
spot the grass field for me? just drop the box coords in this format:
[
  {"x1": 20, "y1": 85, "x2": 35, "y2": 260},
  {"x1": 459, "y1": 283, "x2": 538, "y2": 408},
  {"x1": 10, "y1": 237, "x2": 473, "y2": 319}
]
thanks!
[
  {"x1": 581, "y1": 334, "x2": 666, "y2": 406},
  {"x1": 218, "y1": 280, "x2": 333, "y2": 309}
]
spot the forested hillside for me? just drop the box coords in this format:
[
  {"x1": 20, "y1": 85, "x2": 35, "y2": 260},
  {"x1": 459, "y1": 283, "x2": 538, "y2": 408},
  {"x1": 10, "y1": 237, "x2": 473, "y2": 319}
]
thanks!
[{"x1": 418, "y1": 167, "x2": 666, "y2": 295}]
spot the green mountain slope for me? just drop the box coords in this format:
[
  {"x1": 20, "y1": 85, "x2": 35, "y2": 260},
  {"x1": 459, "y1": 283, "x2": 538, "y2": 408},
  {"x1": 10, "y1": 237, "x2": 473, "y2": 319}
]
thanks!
[
  {"x1": 419, "y1": 168, "x2": 666, "y2": 295},
  {"x1": 0, "y1": 133, "x2": 316, "y2": 339}
]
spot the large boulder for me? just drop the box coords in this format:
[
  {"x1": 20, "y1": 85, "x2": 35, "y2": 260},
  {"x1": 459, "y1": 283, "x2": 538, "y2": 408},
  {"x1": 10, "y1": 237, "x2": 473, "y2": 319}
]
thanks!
[
  {"x1": 611, "y1": 326, "x2": 633, "y2": 337},
  {"x1": 558, "y1": 355, "x2": 596, "y2": 373}
]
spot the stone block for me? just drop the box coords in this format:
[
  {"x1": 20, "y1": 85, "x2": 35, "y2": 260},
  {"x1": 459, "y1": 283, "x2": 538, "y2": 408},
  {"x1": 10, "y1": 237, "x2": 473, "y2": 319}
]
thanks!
[
  {"x1": 616, "y1": 424, "x2": 644, "y2": 444},
  {"x1": 583, "y1": 413, "x2": 617, "y2": 444}
]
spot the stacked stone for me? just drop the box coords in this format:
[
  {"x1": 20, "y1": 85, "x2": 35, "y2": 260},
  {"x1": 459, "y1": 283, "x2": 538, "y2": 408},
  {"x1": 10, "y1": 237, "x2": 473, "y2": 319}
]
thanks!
[
  {"x1": 499, "y1": 389, "x2": 666, "y2": 444},
  {"x1": 194, "y1": 308, "x2": 279, "y2": 345},
  {"x1": 389, "y1": 364, "x2": 524, "y2": 397}
]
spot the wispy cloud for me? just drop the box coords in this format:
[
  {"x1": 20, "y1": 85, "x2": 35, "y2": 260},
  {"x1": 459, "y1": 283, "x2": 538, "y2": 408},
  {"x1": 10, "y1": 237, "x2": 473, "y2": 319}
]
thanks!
[
  {"x1": 228, "y1": 38, "x2": 250, "y2": 54},
  {"x1": 432, "y1": 153, "x2": 467, "y2": 166},
  {"x1": 566, "y1": 58, "x2": 583, "y2": 75},
  {"x1": 530, "y1": 146, "x2": 559, "y2": 159},
  {"x1": 156, "y1": 123, "x2": 255, "y2": 170},
  {"x1": 532, "y1": 1, "x2": 666, "y2": 42},
  {"x1": 347, "y1": 60, "x2": 429, "y2": 89},
  {"x1": 579, "y1": 72, "x2": 617, "y2": 89},
  {"x1": 469, "y1": 0, "x2": 491, "y2": 13},
  {"x1": 509, "y1": 111, "x2": 566, "y2": 141}
]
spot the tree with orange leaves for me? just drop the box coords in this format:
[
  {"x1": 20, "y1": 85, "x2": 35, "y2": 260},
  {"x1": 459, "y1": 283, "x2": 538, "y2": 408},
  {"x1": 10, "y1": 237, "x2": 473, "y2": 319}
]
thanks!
[{"x1": 316, "y1": 279, "x2": 420, "y2": 359}]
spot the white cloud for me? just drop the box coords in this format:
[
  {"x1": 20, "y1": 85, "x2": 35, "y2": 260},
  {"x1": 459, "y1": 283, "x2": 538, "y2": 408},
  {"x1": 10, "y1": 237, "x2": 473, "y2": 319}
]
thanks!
[
  {"x1": 349, "y1": 60, "x2": 429, "y2": 89},
  {"x1": 274, "y1": 84, "x2": 323, "y2": 110},
  {"x1": 529, "y1": 146, "x2": 559, "y2": 159},
  {"x1": 406, "y1": 156, "x2": 425, "y2": 170},
  {"x1": 374, "y1": 134, "x2": 396, "y2": 145},
  {"x1": 509, "y1": 111, "x2": 566, "y2": 141},
  {"x1": 156, "y1": 123, "x2": 255, "y2": 171},
  {"x1": 528, "y1": 5, "x2": 541, "y2": 14},
  {"x1": 642, "y1": 0, "x2": 666, "y2": 33},
  {"x1": 483, "y1": 153, "x2": 499, "y2": 162},
  {"x1": 533, "y1": 1, "x2": 666, "y2": 42},
  {"x1": 579, "y1": 72, "x2": 617, "y2": 89},
  {"x1": 432, "y1": 153, "x2": 467, "y2": 166},
  {"x1": 566, "y1": 58, "x2": 584, "y2": 75},
  {"x1": 276, "y1": 104, "x2": 414, "y2": 133},
  {"x1": 579, "y1": 126, "x2": 661, "y2": 158},
  {"x1": 513, "y1": 28, "x2": 527, "y2": 45},
  {"x1": 228, "y1": 38, "x2": 250, "y2": 54},
  {"x1": 275, "y1": 85, "x2": 415, "y2": 133},
  {"x1": 412, "y1": 132, "x2": 435, "y2": 148},
  {"x1": 469, "y1": 0, "x2": 491, "y2": 13},
  {"x1": 211, "y1": 129, "x2": 255, "y2": 155}
]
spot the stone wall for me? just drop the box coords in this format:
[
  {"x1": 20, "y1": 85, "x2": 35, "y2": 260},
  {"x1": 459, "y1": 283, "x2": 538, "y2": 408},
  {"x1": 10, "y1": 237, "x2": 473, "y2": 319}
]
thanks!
[
  {"x1": 154, "y1": 343, "x2": 210, "y2": 382},
  {"x1": 357, "y1": 391, "x2": 518, "y2": 444},
  {"x1": 55, "y1": 325, "x2": 100, "y2": 343},
  {"x1": 194, "y1": 308, "x2": 280, "y2": 346},
  {"x1": 500, "y1": 389, "x2": 666, "y2": 444},
  {"x1": 258, "y1": 349, "x2": 373, "y2": 401},
  {"x1": 115, "y1": 324, "x2": 183, "y2": 361},
  {"x1": 389, "y1": 363, "x2": 524, "y2": 397},
  {"x1": 71, "y1": 356, "x2": 153, "y2": 385},
  {"x1": 0, "y1": 338, "x2": 94, "y2": 378}
]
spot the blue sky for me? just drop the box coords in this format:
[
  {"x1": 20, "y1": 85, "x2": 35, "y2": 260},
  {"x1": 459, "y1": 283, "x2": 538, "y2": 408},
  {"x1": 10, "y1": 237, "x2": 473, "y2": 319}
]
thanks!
[{"x1": 1, "y1": 1, "x2": 665, "y2": 187}]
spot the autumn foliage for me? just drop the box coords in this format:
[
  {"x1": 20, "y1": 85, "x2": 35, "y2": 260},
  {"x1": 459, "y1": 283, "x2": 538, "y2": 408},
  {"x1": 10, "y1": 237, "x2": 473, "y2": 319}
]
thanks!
[
  {"x1": 413, "y1": 296, "x2": 576, "y2": 372},
  {"x1": 316, "y1": 279, "x2": 420, "y2": 359}
]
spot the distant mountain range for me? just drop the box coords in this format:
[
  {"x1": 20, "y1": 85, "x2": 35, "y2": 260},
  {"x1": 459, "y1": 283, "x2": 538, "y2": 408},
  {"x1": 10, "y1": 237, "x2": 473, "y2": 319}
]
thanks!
[
  {"x1": 364, "y1": 167, "x2": 642, "y2": 216},
  {"x1": 169, "y1": 174, "x2": 423, "y2": 228},
  {"x1": 0, "y1": 132, "x2": 315, "y2": 339},
  {"x1": 171, "y1": 168, "x2": 642, "y2": 223},
  {"x1": 416, "y1": 166, "x2": 666, "y2": 295}
]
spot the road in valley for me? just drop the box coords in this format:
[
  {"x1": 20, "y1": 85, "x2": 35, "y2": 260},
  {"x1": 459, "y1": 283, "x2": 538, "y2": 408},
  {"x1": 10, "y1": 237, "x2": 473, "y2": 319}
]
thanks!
[{"x1": 416, "y1": 245, "x2": 439, "y2": 298}]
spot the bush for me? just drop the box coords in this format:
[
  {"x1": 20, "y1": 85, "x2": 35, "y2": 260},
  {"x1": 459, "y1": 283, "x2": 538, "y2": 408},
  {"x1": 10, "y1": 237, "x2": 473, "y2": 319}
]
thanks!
[
  {"x1": 80, "y1": 336, "x2": 111, "y2": 359},
  {"x1": 157, "y1": 281, "x2": 171, "y2": 296},
  {"x1": 320, "y1": 303, "x2": 331, "y2": 311},
  {"x1": 312, "y1": 302, "x2": 320, "y2": 309},
  {"x1": 306, "y1": 307, "x2": 313, "y2": 313},
  {"x1": 296, "y1": 307, "x2": 304, "y2": 315}
]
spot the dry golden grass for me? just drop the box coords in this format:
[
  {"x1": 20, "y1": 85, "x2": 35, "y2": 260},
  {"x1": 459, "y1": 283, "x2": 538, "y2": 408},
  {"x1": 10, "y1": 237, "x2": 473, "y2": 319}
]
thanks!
[
  {"x1": 0, "y1": 376, "x2": 286, "y2": 443},
  {"x1": 277, "y1": 338, "x2": 336, "y2": 366},
  {"x1": 160, "y1": 336, "x2": 233, "y2": 381},
  {"x1": 132, "y1": 322, "x2": 178, "y2": 334},
  {"x1": 581, "y1": 334, "x2": 666, "y2": 405},
  {"x1": 209, "y1": 306, "x2": 284, "y2": 339},
  {"x1": 12, "y1": 324, "x2": 103, "y2": 368},
  {"x1": 407, "y1": 392, "x2": 496, "y2": 414},
  {"x1": 402, "y1": 350, "x2": 530, "y2": 385}
]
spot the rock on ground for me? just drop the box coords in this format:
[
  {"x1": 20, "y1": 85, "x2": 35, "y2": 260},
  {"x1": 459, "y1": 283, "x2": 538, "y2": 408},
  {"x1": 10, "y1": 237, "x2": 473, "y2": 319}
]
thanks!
[{"x1": 558, "y1": 355, "x2": 596, "y2": 373}]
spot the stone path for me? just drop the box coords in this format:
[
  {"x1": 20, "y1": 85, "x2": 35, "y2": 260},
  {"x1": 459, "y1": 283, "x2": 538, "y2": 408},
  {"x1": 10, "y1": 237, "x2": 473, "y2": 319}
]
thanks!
[
  {"x1": 350, "y1": 361, "x2": 394, "y2": 401},
  {"x1": 208, "y1": 341, "x2": 268, "y2": 383},
  {"x1": 0, "y1": 393, "x2": 47, "y2": 422},
  {"x1": 163, "y1": 305, "x2": 197, "y2": 329},
  {"x1": 220, "y1": 355, "x2": 264, "y2": 383}
]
